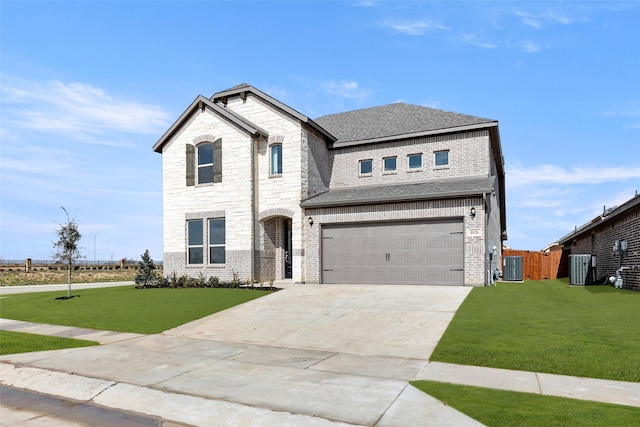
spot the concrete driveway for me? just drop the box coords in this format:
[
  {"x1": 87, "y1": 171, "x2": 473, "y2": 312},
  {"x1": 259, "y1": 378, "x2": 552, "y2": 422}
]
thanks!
[
  {"x1": 1, "y1": 284, "x2": 478, "y2": 426},
  {"x1": 166, "y1": 284, "x2": 470, "y2": 360}
]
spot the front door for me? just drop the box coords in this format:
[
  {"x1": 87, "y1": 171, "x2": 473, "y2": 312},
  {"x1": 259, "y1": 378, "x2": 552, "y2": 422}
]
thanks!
[{"x1": 284, "y1": 219, "x2": 292, "y2": 279}]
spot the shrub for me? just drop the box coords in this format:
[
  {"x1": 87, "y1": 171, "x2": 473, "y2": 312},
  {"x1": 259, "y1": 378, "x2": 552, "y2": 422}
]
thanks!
[{"x1": 135, "y1": 250, "x2": 158, "y2": 287}]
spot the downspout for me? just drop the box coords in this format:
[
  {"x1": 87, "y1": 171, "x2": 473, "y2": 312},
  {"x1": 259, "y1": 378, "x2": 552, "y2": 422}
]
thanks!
[
  {"x1": 250, "y1": 136, "x2": 258, "y2": 283},
  {"x1": 484, "y1": 193, "x2": 490, "y2": 286}
]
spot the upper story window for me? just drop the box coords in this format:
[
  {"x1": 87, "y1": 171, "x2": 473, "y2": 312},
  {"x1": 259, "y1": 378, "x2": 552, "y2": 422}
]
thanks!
[
  {"x1": 408, "y1": 153, "x2": 422, "y2": 170},
  {"x1": 434, "y1": 150, "x2": 449, "y2": 167},
  {"x1": 187, "y1": 219, "x2": 204, "y2": 264},
  {"x1": 383, "y1": 156, "x2": 397, "y2": 172},
  {"x1": 186, "y1": 139, "x2": 222, "y2": 186},
  {"x1": 270, "y1": 143, "x2": 282, "y2": 176},
  {"x1": 198, "y1": 143, "x2": 214, "y2": 183},
  {"x1": 359, "y1": 159, "x2": 373, "y2": 176}
]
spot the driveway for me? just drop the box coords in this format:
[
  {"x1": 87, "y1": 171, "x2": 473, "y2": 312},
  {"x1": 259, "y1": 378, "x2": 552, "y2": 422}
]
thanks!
[
  {"x1": 165, "y1": 284, "x2": 470, "y2": 360},
  {"x1": 1, "y1": 284, "x2": 478, "y2": 426}
]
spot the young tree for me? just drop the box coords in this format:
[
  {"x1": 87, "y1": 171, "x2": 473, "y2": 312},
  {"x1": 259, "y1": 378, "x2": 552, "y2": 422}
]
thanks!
[
  {"x1": 135, "y1": 249, "x2": 157, "y2": 286},
  {"x1": 52, "y1": 206, "x2": 83, "y2": 298}
]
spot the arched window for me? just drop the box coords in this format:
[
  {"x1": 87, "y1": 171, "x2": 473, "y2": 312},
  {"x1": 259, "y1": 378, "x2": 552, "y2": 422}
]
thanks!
[
  {"x1": 186, "y1": 139, "x2": 222, "y2": 186},
  {"x1": 198, "y1": 143, "x2": 214, "y2": 184}
]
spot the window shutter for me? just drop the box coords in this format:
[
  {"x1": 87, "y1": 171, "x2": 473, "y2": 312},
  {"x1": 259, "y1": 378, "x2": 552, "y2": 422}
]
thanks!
[
  {"x1": 186, "y1": 144, "x2": 195, "y2": 186},
  {"x1": 213, "y1": 139, "x2": 222, "y2": 183}
]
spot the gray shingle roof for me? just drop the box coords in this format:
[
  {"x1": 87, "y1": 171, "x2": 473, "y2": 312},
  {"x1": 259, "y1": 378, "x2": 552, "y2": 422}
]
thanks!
[
  {"x1": 301, "y1": 176, "x2": 496, "y2": 208},
  {"x1": 315, "y1": 103, "x2": 495, "y2": 146}
]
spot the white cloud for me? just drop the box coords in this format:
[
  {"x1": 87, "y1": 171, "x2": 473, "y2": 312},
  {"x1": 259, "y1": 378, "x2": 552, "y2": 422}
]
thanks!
[
  {"x1": 1, "y1": 76, "x2": 171, "y2": 142},
  {"x1": 507, "y1": 164, "x2": 640, "y2": 189},
  {"x1": 519, "y1": 39, "x2": 541, "y2": 53},
  {"x1": 461, "y1": 33, "x2": 498, "y2": 49},
  {"x1": 381, "y1": 19, "x2": 448, "y2": 36},
  {"x1": 512, "y1": 9, "x2": 573, "y2": 28},
  {"x1": 322, "y1": 80, "x2": 371, "y2": 101}
]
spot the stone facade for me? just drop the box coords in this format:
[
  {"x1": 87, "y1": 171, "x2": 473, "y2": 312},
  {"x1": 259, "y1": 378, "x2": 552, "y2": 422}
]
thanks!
[{"x1": 154, "y1": 84, "x2": 506, "y2": 286}]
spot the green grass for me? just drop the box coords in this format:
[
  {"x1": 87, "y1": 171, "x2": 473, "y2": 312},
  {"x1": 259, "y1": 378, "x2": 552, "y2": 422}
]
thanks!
[
  {"x1": 411, "y1": 380, "x2": 640, "y2": 427},
  {"x1": 431, "y1": 279, "x2": 640, "y2": 382},
  {"x1": 0, "y1": 330, "x2": 98, "y2": 355},
  {"x1": 0, "y1": 286, "x2": 272, "y2": 334}
]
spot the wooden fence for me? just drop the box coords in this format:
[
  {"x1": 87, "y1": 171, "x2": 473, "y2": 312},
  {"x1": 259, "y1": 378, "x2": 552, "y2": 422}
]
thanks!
[{"x1": 502, "y1": 249, "x2": 568, "y2": 281}]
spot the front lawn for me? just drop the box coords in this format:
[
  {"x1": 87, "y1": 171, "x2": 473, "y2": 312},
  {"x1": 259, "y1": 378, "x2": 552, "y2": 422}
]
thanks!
[
  {"x1": 0, "y1": 330, "x2": 98, "y2": 355},
  {"x1": 431, "y1": 279, "x2": 640, "y2": 382},
  {"x1": 412, "y1": 380, "x2": 640, "y2": 427},
  {"x1": 0, "y1": 286, "x2": 272, "y2": 334}
]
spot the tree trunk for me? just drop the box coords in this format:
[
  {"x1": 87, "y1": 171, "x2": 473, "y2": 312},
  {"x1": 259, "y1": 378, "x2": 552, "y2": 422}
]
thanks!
[{"x1": 67, "y1": 264, "x2": 71, "y2": 298}]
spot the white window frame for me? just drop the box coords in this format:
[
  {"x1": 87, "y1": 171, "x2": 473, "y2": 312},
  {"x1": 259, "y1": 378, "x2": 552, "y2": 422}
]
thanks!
[
  {"x1": 434, "y1": 150, "x2": 450, "y2": 168},
  {"x1": 383, "y1": 156, "x2": 397, "y2": 174},
  {"x1": 197, "y1": 142, "x2": 214, "y2": 184},
  {"x1": 407, "y1": 153, "x2": 423, "y2": 171},
  {"x1": 359, "y1": 159, "x2": 373, "y2": 176}
]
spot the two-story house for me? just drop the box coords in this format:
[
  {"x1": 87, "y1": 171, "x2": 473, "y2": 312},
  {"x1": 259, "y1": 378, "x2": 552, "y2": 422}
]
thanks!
[{"x1": 153, "y1": 84, "x2": 506, "y2": 286}]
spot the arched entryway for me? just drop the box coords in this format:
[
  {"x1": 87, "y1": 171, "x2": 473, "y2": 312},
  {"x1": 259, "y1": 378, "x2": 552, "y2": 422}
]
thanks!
[{"x1": 258, "y1": 209, "x2": 294, "y2": 281}]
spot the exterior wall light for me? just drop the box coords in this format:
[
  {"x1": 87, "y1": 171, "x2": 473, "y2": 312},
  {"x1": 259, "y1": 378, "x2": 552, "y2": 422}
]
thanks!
[
  {"x1": 308, "y1": 217, "x2": 314, "y2": 226},
  {"x1": 470, "y1": 207, "x2": 476, "y2": 218}
]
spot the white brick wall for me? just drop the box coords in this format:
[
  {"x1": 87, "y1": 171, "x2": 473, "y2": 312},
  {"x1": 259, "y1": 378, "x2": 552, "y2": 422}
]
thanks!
[{"x1": 329, "y1": 131, "x2": 491, "y2": 188}]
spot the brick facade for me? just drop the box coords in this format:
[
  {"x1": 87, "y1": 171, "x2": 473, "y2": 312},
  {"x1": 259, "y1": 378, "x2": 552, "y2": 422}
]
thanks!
[{"x1": 563, "y1": 198, "x2": 639, "y2": 290}]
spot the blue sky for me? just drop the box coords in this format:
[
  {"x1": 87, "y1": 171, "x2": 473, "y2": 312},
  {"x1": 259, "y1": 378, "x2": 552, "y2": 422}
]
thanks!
[{"x1": 1, "y1": 1, "x2": 639, "y2": 262}]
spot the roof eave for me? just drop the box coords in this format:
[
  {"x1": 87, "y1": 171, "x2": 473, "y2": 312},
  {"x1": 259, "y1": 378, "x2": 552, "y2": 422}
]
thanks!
[
  {"x1": 153, "y1": 95, "x2": 267, "y2": 153},
  {"x1": 212, "y1": 85, "x2": 337, "y2": 143},
  {"x1": 301, "y1": 188, "x2": 492, "y2": 209},
  {"x1": 329, "y1": 121, "x2": 498, "y2": 149},
  {"x1": 557, "y1": 194, "x2": 640, "y2": 245}
]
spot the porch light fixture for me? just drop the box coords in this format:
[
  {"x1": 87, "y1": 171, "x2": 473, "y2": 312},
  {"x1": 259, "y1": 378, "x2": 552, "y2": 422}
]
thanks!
[
  {"x1": 308, "y1": 217, "x2": 314, "y2": 226},
  {"x1": 470, "y1": 207, "x2": 476, "y2": 218}
]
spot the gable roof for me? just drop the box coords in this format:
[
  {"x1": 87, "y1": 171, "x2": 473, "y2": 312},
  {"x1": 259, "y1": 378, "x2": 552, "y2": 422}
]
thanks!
[
  {"x1": 212, "y1": 83, "x2": 336, "y2": 143},
  {"x1": 314, "y1": 103, "x2": 496, "y2": 148},
  {"x1": 557, "y1": 192, "x2": 640, "y2": 245},
  {"x1": 301, "y1": 176, "x2": 496, "y2": 208},
  {"x1": 153, "y1": 95, "x2": 268, "y2": 153}
]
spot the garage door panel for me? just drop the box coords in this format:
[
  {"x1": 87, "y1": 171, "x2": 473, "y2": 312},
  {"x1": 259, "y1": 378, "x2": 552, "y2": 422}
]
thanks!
[{"x1": 322, "y1": 219, "x2": 464, "y2": 285}]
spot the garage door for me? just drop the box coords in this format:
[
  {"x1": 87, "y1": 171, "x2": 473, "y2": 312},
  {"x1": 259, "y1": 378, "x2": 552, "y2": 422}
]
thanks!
[{"x1": 322, "y1": 219, "x2": 464, "y2": 285}]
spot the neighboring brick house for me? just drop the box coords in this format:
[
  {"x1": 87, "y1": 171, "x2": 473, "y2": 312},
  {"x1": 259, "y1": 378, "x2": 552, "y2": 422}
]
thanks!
[
  {"x1": 153, "y1": 84, "x2": 507, "y2": 286},
  {"x1": 556, "y1": 193, "x2": 640, "y2": 290}
]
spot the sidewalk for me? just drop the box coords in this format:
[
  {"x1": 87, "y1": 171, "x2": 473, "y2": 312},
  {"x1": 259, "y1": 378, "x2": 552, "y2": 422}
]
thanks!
[
  {"x1": 415, "y1": 361, "x2": 640, "y2": 408},
  {"x1": 1, "y1": 318, "x2": 638, "y2": 426}
]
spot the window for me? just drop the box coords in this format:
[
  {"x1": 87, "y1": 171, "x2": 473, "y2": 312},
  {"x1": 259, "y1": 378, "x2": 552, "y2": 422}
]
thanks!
[
  {"x1": 198, "y1": 143, "x2": 214, "y2": 183},
  {"x1": 383, "y1": 156, "x2": 397, "y2": 172},
  {"x1": 359, "y1": 159, "x2": 373, "y2": 175},
  {"x1": 434, "y1": 150, "x2": 449, "y2": 167},
  {"x1": 187, "y1": 220, "x2": 203, "y2": 264},
  {"x1": 186, "y1": 139, "x2": 222, "y2": 186},
  {"x1": 408, "y1": 154, "x2": 422, "y2": 170},
  {"x1": 270, "y1": 143, "x2": 282, "y2": 176},
  {"x1": 209, "y1": 218, "x2": 225, "y2": 264}
]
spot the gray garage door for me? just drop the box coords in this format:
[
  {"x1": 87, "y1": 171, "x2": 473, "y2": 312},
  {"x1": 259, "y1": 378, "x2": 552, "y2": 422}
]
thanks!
[{"x1": 322, "y1": 219, "x2": 464, "y2": 285}]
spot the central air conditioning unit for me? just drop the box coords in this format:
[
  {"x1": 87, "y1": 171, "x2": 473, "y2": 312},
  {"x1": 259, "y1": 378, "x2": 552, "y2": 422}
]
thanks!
[
  {"x1": 569, "y1": 254, "x2": 596, "y2": 285},
  {"x1": 503, "y1": 256, "x2": 523, "y2": 281}
]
